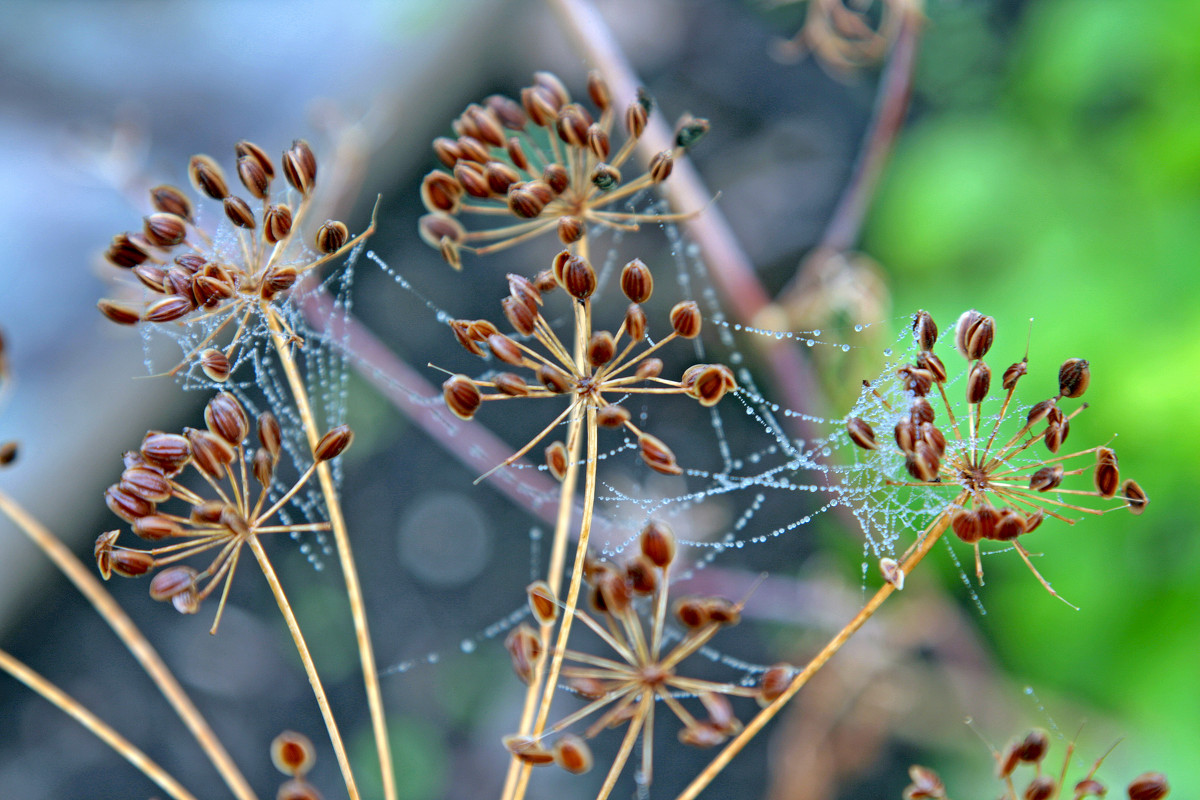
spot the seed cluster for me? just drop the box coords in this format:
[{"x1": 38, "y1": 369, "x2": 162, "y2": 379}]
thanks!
[
  {"x1": 96, "y1": 391, "x2": 353, "y2": 632},
  {"x1": 848, "y1": 310, "x2": 1146, "y2": 599},
  {"x1": 418, "y1": 70, "x2": 708, "y2": 269},
  {"x1": 904, "y1": 727, "x2": 1170, "y2": 800},
  {"x1": 502, "y1": 521, "x2": 788, "y2": 786},
  {"x1": 98, "y1": 139, "x2": 372, "y2": 381},
  {"x1": 441, "y1": 250, "x2": 735, "y2": 479}
]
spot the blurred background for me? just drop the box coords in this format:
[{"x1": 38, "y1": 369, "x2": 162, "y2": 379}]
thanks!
[{"x1": 0, "y1": 0, "x2": 1195, "y2": 798}]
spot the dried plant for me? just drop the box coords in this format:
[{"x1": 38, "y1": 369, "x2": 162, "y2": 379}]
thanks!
[{"x1": 0, "y1": 4, "x2": 1175, "y2": 800}]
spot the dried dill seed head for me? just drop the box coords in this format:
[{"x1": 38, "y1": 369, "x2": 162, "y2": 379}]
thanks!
[
  {"x1": 438, "y1": 251, "x2": 736, "y2": 480},
  {"x1": 418, "y1": 70, "x2": 708, "y2": 268},
  {"x1": 905, "y1": 728, "x2": 1169, "y2": 800},
  {"x1": 98, "y1": 138, "x2": 374, "y2": 381},
  {"x1": 846, "y1": 309, "x2": 1147, "y2": 604},
  {"x1": 96, "y1": 392, "x2": 349, "y2": 633},
  {"x1": 504, "y1": 520, "x2": 760, "y2": 789}
]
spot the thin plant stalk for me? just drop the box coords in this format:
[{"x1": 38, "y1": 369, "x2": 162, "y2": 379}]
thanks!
[
  {"x1": 0, "y1": 647, "x2": 199, "y2": 800},
  {"x1": 0, "y1": 489, "x2": 257, "y2": 800},
  {"x1": 264, "y1": 305, "x2": 395, "y2": 800},
  {"x1": 675, "y1": 510, "x2": 952, "y2": 800},
  {"x1": 246, "y1": 534, "x2": 360, "y2": 799}
]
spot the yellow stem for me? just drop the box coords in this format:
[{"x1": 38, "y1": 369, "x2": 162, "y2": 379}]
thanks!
[
  {"x1": 0, "y1": 489, "x2": 257, "y2": 800},
  {"x1": 247, "y1": 535, "x2": 359, "y2": 799},
  {"x1": 265, "y1": 307, "x2": 394, "y2": 800},
  {"x1": 0, "y1": 648, "x2": 200, "y2": 800},
  {"x1": 674, "y1": 510, "x2": 953, "y2": 800}
]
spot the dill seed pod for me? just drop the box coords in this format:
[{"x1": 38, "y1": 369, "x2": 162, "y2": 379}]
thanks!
[
  {"x1": 621, "y1": 258, "x2": 653, "y2": 303},
  {"x1": 253, "y1": 448, "x2": 274, "y2": 488},
  {"x1": 315, "y1": 220, "x2": 348, "y2": 254},
  {"x1": 1058, "y1": 357, "x2": 1090, "y2": 398},
  {"x1": 557, "y1": 215, "x2": 583, "y2": 244},
  {"x1": 200, "y1": 348, "x2": 230, "y2": 382},
  {"x1": 649, "y1": 150, "x2": 674, "y2": 182},
  {"x1": 1121, "y1": 479, "x2": 1148, "y2": 514},
  {"x1": 205, "y1": 392, "x2": 249, "y2": 445},
  {"x1": 140, "y1": 432, "x2": 191, "y2": 475},
  {"x1": 105, "y1": 485, "x2": 155, "y2": 522},
  {"x1": 271, "y1": 731, "x2": 317, "y2": 778},
  {"x1": 503, "y1": 735, "x2": 554, "y2": 765},
  {"x1": 105, "y1": 232, "x2": 151, "y2": 268},
  {"x1": 526, "y1": 580, "x2": 558, "y2": 625},
  {"x1": 189, "y1": 154, "x2": 229, "y2": 199},
  {"x1": 150, "y1": 565, "x2": 200, "y2": 613},
  {"x1": 502, "y1": 296, "x2": 536, "y2": 336},
  {"x1": 640, "y1": 520, "x2": 676, "y2": 567},
  {"x1": 111, "y1": 548, "x2": 156, "y2": 579},
  {"x1": 257, "y1": 411, "x2": 282, "y2": 459},
  {"x1": 143, "y1": 212, "x2": 187, "y2": 247},
  {"x1": 670, "y1": 301, "x2": 702, "y2": 338},
  {"x1": 537, "y1": 364, "x2": 572, "y2": 394},
  {"x1": 542, "y1": 163, "x2": 569, "y2": 194},
  {"x1": 880, "y1": 557, "x2": 904, "y2": 589},
  {"x1": 150, "y1": 184, "x2": 193, "y2": 221},
  {"x1": 133, "y1": 515, "x2": 183, "y2": 542},
  {"x1": 282, "y1": 139, "x2": 317, "y2": 194},
  {"x1": 625, "y1": 303, "x2": 647, "y2": 342},
  {"x1": 552, "y1": 735, "x2": 593, "y2": 775},
  {"x1": 967, "y1": 361, "x2": 991, "y2": 403},
  {"x1": 505, "y1": 624, "x2": 541, "y2": 684},
  {"x1": 561, "y1": 254, "x2": 597, "y2": 300},
  {"x1": 314, "y1": 425, "x2": 354, "y2": 461},
  {"x1": 1015, "y1": 728, "x2": 1049, "y2": 762},
  {"x1": 596, "y1": 404, "x2": 630, "y2": 427},
  {"x1": 186, "y1": 428, "x2": 236, "y2": 479},
  {"x1": 119, "y1": 466, "x2": 171, "y2": 503},
  {"x1": 639, "y1": 433, "x2": 682, "y2": 475},
  {"x1": 488, "y1": 334, "x2": 524, "y2": 367},
  {"x1": 545, "y1": 440, "x2": 568, "y2": 481},
  {"x1": 904, "y1": 765, "x2": 945, "y2": 800},
  {"x1": 1024, "y1": 776, "x2": 1056, "y2": 800},
  {"x1": 847, "y1": 417, "x2": 878, "y2": 450},
  {"x1": 98, "y1": 299, "x2": 141, "y2": 325},
  {"x1": 443, "y1": 375, "x2": 481, "y2": 419},
  {"x1": 494, "y1": 372, "x2": 529, "y2": 397},
  {"x1": 757, "y1": 664, "x2": 794, "y2": 706},
  {"x1": 675, "y1": 117, "x2": 710, "y2": 148},
  {"x1": 917, "y1": 350, "x2": 947, "y2": 383},
  {"x1": 587, "y1": 124, "x2": 610, "y2": 160},
  {"x1": 590, "y1": 162, "x2": 621, "y2": 191},
  {"x1": 1127, "y1": 773, "x2": 1169, "y2": 800},
  {"x1": 587, "y1": 331, "x2": 615, "y2": 367},
  {"x1": 1094, "y1": 447, "x2": 1120, "y2": 498},
  {"x1": 421, "y1": 170, "x2": 462, "y2": 213},
  {"x1": 913, "y1": 310, "x2": 938, "y2": 350},
  {"x1": 236, "y1": 155, "x2": 270, "y2": 199}
]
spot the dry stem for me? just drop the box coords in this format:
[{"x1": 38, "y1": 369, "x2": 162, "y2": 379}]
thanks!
[
  {"x1": 675, "y1": 509, "x2": 952, "y2": 800},
  {"x1": 0, "y1": 646, "x2": 200, "y2": 800},
  {"x1": 0, "y1": 489, "x2": 257, "y2": 800},
  {"x1": 265, "y1": 305, "x2": 392, "y2": 800}
]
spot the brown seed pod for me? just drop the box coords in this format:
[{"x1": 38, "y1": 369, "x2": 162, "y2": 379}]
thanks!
[
  {"x1": 236, "y1": 155, "x2": 270, "y2": 199},
  {"x1": 596, "y1": 568, "x2": 631, "y2": 614},
  {"x1": 967, "y1": 360, "x2": 992, "y2": 404},
  {"x1": 955, "y1": 310, "x2": 994, "y2": 360},
  {"x1": 1058, "y1": 357, "x2": 1090, "y2": 398},
  {"x1": 119, "y1": 466, "x2": 172, "y2": 503},
  {"x1": 505, "y1": 137, "x2": 531, "y2": 173},
  {"x1": 264, "y1": 203, "x2": 294, "y2": 244},
  {"x1": 507, "y1": 273, "x2": 542, "y2": 312},
  {"x1": 494, "y1": 372, "x2": 529, "y2": 397},
  {"x1": 670, "y1": 301, "x2": 702, "y2": 338},
  {"x1": 1027, "y1": 398, "x2": 1057, "y2": 427},
  {"x1": 527, "y1": 580, "x2": 558, "y2": 625},
  {"x1": 679, "y1": 722, "x2": 727, "y2": 749},
  {"x1": 1002, "y1": 359, "x2": 1028, "y2": 391},
  {"x1": 97, "y1": 299, "x2": 141, "y2": 325},
  {"x1": 110, "y1": 548, "x2": 156, "y2": 579},
  {"x1": 501, "y1": 734, "x2": 554, "y2": 766},
  {"x1": 992, "y1": 508, "x2": 1025, "y2": 542},
  {"x1": 552, "y1": 734, "x2": 593, "y2": 775},
  {"x1": 625, "y1": 98, "x2": 649, "y2": 138},
  {"x1": 639, "y1": 433, "x2": 682, "y2": 475},
  {"x1": 556, "y1": 216, "x2": 583, "y2": 244},
  {"x1": 555, "y1": 103, "x2": 590, "y2": 147},
  {"x1": 1023, "y1": 508, "x2": 1045, "y2": 533},
  {"x1": 314, "y1": 425, "x2": 354, "y2": 462},
  {"x1": 1094, "y1": 447, "x2": 1120, "y2": 498},
  {"x1": 620, "y1": 258, "x2": 654, "y2": 303},
  {"x1": 420, "y1": 170, "x2": 462, "y2": 213},
  {"x1": 587, "y1": 331, "x2": 615, "y2": 367},
  {"x1": 698, "y1": 691, "x2": 738, "y2": 734},
  {"x1": 909, "y1": 396, "x2": 935, "y2": 425},
  {"x1": 976, "y1": 505, "x2": 999, "y2": 541},
  {"x1": 1074, "y1": 778, "x2": 1106, "y2": 798},
  {"x1": 898, "y1": 366, "x2": 934, "y2": 397},
  {"x1": 1126, "y1": 772, "x2": 1169, "y2": 800},
  {"x1": 271, "y1": 730, "x2": 318, "y2": 779},
  {"x1": 315, "y1": 220, "x2": 349, "y2": 254},
  {"x1": 0, "y1": 441, "x2": 15, "y2": 467},
  {"x1": 1014, "y1": 728, "x2": 1049, "y2": 762},
  {"x1": 757, "y1": 664, "x2": 794, "y2": 706},
  {"x1": 537, "y1": 364, "x2": 572, "y2": 394},
  {"x1": 132, "y1": 515, "x2": 183, "y2": 542},
  {"x1": 640, "y1": 520, "x2": 676, "y2": 567},
  {"x1": 562, "y1": 255, "x2": 597, "y2": 300},
  {"x1": 675, "y1": 117, "x2": 710, "y2": 149},
  {"x1": 455, "y1": 135, "x2": 490, "y2": 164},
  {"x1": 443, "y1": 375, "x2": 482, "y2": 419},
  {"x1": 143, "y1": 212, "x2": 187, "y2": 247},
  {"x1": 258, "y1": 411, "x2": 282, "y2": 459},
  {"x1": 635, "y1": 357, "x2": 663, "y2": 380},
  {"x1": 205, "y1": 392, "x2": 249, "y2": 445},
  {"x1": 586, "y1": 124, "x2": 610, "y2": 161},
  {"x1": 545, "y1": 440, "x2": 568, "y2": 481},
  {"x1": 586, "y1": 69, "x2": 611, "y2": 110},
  {"x1": 191, "y1": 500, "x2": 226, "y2": 525},
  {"x1": 921, "y1": 422, "x2": 946, "y2": 458},
  {"x1": 913, "y1": 310, "x2": 938, "y2": 351},
  {"x1": 200, "y1": 348, "x2": 231, "y2": 382},
  {"x1": 282, "y1": 139, "x2": 317, "y2": 194},
  {"x1": 904, "y1": 765, "x2": 946, "y2": 799},
  {"x1": 847, "y1": 417, "x2": 878, "y2": 450},
  {"x1": 253, "y1": 448, "x2": 274, "y2": 488},
  {"x1": 487, "y1": 334, "x2": 524, "y2": 367},
  {"x1": 894, "y1": 417, "x2": 917, "y2": 453},
  {"x1": 502, "y1": 296, "x2": 536, "y2": 337},
  {"x1": 507, "y1": 184, "x2": 546, "y2": 218},
  {"x1": 951, "y1": 507, "x2": 983, "y2": 544},
  {"x1": 649, "y1": 150, "x2": 674, "y2": 183},
  {"x1": 880, "y1": 557, "x2": 905, "y2": 589},
  {"x1": 505, "y1": 623, "x2": 542, "y2": 684},
  {"x1": 1024, "y1": 776, "x2": 1056, "y2": 800},
  {"x1": 905, "y1": 441, "x2": 940, "y2": 482},
  {"x1": 149, "y1": 565, "x2": 200, "y2": 614},
  {"x1": 916, "y1": 350, "x2": 947, "y2": 384},
  {"x1": 683, "y1": 364, "x2": 736, "y2": 406},
  {"x1": 625, "y1": 303, "x2": 647, "y2": 342},
  {"x1": 596, "y1": 404, "x2": 630, "y2": 428},
  {"x1": 134, "y1": 264, "x2": 167, "y2": 293},
  {"x1": 105, "y1": 232, "x2": 151, "y2": 268},
  {"x1": 186, "y1": 428, "x2": 236, "y2": 478},
  {"x1": 487, "y1": 94, "x2": 528, "y2": 131},
  {"x1": 455, "y1": 161, "x2": 491, "y2": 199},
  {"x1": 674, "y1": 597, "x2": 709, "y2": 628},
  {"x1": 148, "y1": 184, "x2": 193, "y2": 222},
  {"x1": 140, "y1": 432, "x2": 191, "y2": 475},
  {"x1": 1121, "y1": 479, "x2": 1148, "y2": 515},
  {"x1": 1044, "y1": 417, "x2": 1069, "y2": 454},
  {"x1": 449, "y1": 320, "x2": 483, "y2": 357},
  {"x1": 105, "y1": 485, "x2": 155, "y2": 522},
  {"x1": 189, "y1": 154, "x2": 229, "y2": 199},
  {"x1": 433, "y1": 136, "x2": 462, "y2": 168}
]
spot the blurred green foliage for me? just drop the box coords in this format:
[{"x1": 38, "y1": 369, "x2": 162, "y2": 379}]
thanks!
[{"x1": 868, "y1": 0, "x2": 1200, "y2": 790}]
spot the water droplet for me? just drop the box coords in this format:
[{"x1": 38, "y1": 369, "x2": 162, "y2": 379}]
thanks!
[
  {"x1": 460, "y1": 639, "x2": 476, "y2": 654},
  {"x1": 427, "y1": 653, "x2": 440, "y2": 664},
  {"x1": 854, "y1": 324, "x2": 864, "y2": 332},
  {"x1": 841, "y1": 344, "x2": 850, "y2": 352},
  {"x1": 813, "y1": 329, "x2": 821, "y2": 336},
  {"x1": 805, "y1": 339, "x2": 814, "y2": 346},
  {"x1": 883, "y1": 348, "x2": 893, "y2": 357}
]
